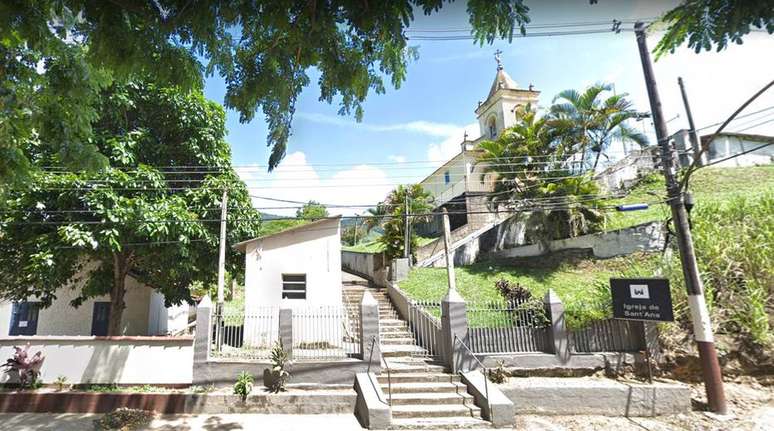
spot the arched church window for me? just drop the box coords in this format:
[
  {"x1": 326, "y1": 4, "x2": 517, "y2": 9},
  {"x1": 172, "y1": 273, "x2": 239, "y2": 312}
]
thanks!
[{"x1": 488, "y1": 117, "x2": 497, "y2": 139}]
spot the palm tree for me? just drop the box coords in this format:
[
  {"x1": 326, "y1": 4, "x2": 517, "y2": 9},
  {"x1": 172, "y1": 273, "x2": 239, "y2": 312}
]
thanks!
[
  {"x1": 549, "y1": 83, "x2": 648, "y2": 172},
  {"x1": 377, "y1": 184, "x2": 433, "y2": 259}
]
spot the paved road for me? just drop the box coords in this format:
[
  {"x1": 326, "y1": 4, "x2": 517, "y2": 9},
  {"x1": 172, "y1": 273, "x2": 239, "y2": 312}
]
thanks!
[{"x1": 0, "y1": 413, "x2": 366, "y2": 431}]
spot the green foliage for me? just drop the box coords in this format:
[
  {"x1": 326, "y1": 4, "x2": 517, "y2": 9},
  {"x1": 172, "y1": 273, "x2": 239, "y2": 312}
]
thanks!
[
  {"x1": 296, "y1": 201, "x2": 328, "y2": 220},
  {"x1": 0, "y1": 0, "x2": 531, "y2": 186},
  {"x1": 233, "y1": 371, "x2": 254, "y2": 402},
  {"x1": 377, "y1": 184, "x2": 433, "y2": 259},
  {"x1": 266, "y1": 342, "x2": 291, "y2": 393},
  {"x1": 54, "y1": 375, "x2": 68, "y2": 392},
  {"x1": 487, "y1": 360, "x2": 508, "y2": 384},
  {"x1": 0, "y1": 82, "x2": 261, "y2": 334},
  {"x1": 654, "y1": 0, "x2": 774, "y2": 58},
  {"x1": 478, "y1": 103, "x2": 608, "y2": 243},
  {"x1": 93, "y1": 408, "x2": 153, "y2": 431}
]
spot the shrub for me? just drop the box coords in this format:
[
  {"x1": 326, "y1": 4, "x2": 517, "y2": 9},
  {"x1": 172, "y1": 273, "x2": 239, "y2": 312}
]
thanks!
[
  {"x1": 495, "y1": 279, "x2": 532, "y2": 303},
  {"x1": 266, "y1": 341, "x2": 291, "y2": 393},
  {"x1": 233, "y1": 371, "x2": 254, "y2": 402},
  {"x1": 92, "y1": 408, "x2": 153, "y2": 430},
  {"x1": 1, "y1": 344, "x2": 45, "y2": 388},
  {"x1": 487, "y1": 360, "x2": 508, "y2": 384},
  {"x1": 54, "y1": 375, "x2": 68, "y2": 391}
]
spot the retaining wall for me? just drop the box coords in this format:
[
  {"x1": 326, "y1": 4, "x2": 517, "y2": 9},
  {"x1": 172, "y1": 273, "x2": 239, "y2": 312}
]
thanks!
[{"x1": 0, "y1": 336, "x2": 193, "y2": 385}]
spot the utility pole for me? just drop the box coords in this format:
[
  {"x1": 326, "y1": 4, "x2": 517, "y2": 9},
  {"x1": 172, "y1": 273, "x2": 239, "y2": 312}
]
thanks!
[
  {"x1": 635, "y1": 22, "x2": 727, "y2": 415},
  {"x1": 441, "y1": 208, "x2": 457, "y2": 294},
  {"x1": 215, "y1": 190, "x2": 228, "y2": 350},
  {"x1": 678, "y1": 77, "x2": 705, "y2": 166},
  {"x1": 403, "y1": 193, "x2": 410, "y2": 260}
]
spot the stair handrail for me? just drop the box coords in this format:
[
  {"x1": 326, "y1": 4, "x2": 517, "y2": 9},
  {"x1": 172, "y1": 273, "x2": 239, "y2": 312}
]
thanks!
[
  {"x1": 366, "y1": 335, "x2": 392, "y2": 406},
  {"x1": 453, "y1": 334, "x2": 491, "y2": 415}
]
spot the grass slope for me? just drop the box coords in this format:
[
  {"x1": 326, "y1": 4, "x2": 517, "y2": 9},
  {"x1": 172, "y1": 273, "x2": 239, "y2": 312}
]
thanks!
[{"x1": 401, "y1": 166, "x2": 773, "y2": 342}]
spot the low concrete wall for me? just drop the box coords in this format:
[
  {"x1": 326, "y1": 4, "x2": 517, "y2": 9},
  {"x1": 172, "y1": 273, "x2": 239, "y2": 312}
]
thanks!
[
  {"x1": 353, "y1": 373, "x2": 390, "y2": 429},
  {"x1": 0, "y1": 389, "x2": 356, "y2": 414},
  {"x1": 0, "y1": 336, "x2": 193, "y2": 385},
  {"x1": 490, "y1": 221, "x2": 665, "y2": 260},
  {"x1": 341, "y1": 251, "x2": 390, "y2": 286},
  {"x1": 461, "y1": 370, "x2": 514, "y2": 427},
  {"x1": 193, "y1": 358, "x2": 369, "y2": 387},
  {"x1": 499, "y1": 377, "x2": 691, "y2": 416}
]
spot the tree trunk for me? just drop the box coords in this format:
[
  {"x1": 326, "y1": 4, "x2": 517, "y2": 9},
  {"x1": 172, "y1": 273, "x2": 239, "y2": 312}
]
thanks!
[
  {"x1": 107, "y1": 253, "x2": 130, "y2": 336},
  {"x1": 592, "y1": 150, "x2": 603, "y2": 172}
]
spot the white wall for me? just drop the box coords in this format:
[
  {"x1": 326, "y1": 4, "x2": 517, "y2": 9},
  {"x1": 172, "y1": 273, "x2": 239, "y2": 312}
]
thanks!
[
  {"x1": 0, "y1": 336, "x2": 193, "y2": 384},
  {"x1": 707, "y1": 135, "x2": 774, "y2": 167},
  {"x1": 243, "y1": 218, "x2": 342, "y2": 310}
]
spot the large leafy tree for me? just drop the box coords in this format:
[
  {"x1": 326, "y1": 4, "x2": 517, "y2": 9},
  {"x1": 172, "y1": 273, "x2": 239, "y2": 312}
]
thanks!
[
  {"x1": 478, "y1": 104, "x2": 605, "y2": 243},
  {"x1": 0, "y1": 0, "x2": 531, "y2": 189},
  {"x1": 0, "y1": 82, "x2": 260, "y2": 335},
  {"x1": 655, "y1": 0, "x2": 774, "y2": 58},
  {"x1": 296, "y1": 201, "x2": 328, "y2": 221},
  {"x1": 549, "y1": 83, "x2": 648, "y2": 172},
  {"x1": 378, "y1": 184, "x2": 433, "y2": 259}
]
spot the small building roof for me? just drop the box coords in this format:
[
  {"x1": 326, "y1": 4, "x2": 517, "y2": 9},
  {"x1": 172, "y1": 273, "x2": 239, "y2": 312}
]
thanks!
[{"x1": 232, "y1": 216, "x2": 341, "y2": 252}]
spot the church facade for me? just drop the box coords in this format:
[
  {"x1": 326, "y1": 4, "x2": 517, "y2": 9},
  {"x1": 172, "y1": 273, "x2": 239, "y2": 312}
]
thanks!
[{"x1": 417, "y1": 55, "x2": 540, "y2": 236}]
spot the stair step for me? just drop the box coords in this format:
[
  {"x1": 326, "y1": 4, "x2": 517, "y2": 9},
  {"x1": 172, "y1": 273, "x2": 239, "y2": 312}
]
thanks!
[
  {"x1": 390, "y1": 404, "x2": 482, "y2": 419},
  {"x1": 377, "y1": 373, "x2": 460, "y2": 384},
  {"x1": 384, "y1": 382, "x2": 468, "y2": 394},
  {"x1": 388, "y1": 416, "x2": 491, "y2": 430},
  {"x1": 382, "y1": 345, "x2": 428, "y2": 357},
  {"x1": 388, "y1": 391, "x2": 475, "y2": 406},
  {"x1": 381, "y1": 338, "x2": 416, "y2": 345}
]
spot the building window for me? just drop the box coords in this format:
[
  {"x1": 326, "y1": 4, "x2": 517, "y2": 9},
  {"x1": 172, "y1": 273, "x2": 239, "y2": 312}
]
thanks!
[
  {"x1": 9, "y1": 302, "x2": 40, "y2": 336},
  {"x1": 282, "y1": 274, "x2": 307, "y2": 299},
  {"x1": 91, "y1": 302, "x2": 111, "y2": 336},
  {"x1": 488, "y1": 117, "x2": 497, "y2": 139},
  {"x1": 444, "y1": 171, "x2": 451, "y2": 184}
]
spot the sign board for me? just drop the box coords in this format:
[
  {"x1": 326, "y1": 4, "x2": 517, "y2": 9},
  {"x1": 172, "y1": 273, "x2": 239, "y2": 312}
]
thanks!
[{"x1": 611, "y1": 278, "x2": 674, "y2": 322}]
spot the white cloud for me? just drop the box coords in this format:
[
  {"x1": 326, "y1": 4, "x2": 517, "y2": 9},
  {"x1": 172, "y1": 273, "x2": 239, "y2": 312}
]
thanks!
[
  {"x1": 296, "y1": 112, "x2": 465, "y2": 137},
  {"x1": 388, "y1": 155, "x2": 407, "y2": 163},
  {"x1": 427, "y1": 122, "x2": 480, "y2": 164},
  {"x1": 236, "y1": 151, "x2": 392, "y2": 217}
]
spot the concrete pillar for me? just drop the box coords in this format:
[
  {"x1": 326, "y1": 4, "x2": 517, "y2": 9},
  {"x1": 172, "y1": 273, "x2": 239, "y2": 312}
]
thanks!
[
  {"x1": 360, "y1": 291, "x2": 381, "y2": 371},
  {"x1": 544, "y1": 289, "x2": 570, "y2": 362},
  {"x1": 441, "y1": 289, "x2": 469, "y2": 373},
  {"x1": 390, "y1": 258, "x2": 409, "y2": 281},
  {"x1": 193, "y1": 296, "x2": 213, "y2": 365},
  {"x1": 192, "y1": 296, "x2": 213, "y2": 385},
  {"x1": 279, "y1": 305, "x2": 293, "y2": 359}
]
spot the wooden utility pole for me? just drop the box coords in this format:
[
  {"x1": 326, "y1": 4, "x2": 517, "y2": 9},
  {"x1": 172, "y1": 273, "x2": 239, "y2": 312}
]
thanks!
[
  {"x1": 217, "y1": 190, "x2": 228, "y2": 305},
  {"x1": 678, "y1": 77, "x2": 705, "y2": 166},
  {"x1": 635, "y1": 22, "x2": 727, "y2": 414},
  {"x1": 441, "y1": 208, "x2": 457, "y2": 294}
]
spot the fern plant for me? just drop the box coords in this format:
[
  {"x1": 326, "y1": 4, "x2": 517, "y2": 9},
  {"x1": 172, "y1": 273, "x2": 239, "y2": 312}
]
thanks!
[{"x1": 233, "y1": 371, "x2": 254, "y2": 402}]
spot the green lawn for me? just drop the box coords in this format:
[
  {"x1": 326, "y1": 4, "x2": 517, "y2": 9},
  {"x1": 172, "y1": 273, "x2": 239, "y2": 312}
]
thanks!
[
  {"x1": 343, "y1": 236, "x2": 437, "y2": 253},
  {"x1": 605, "y1": 166, "x2": 774, "y2": 230}
]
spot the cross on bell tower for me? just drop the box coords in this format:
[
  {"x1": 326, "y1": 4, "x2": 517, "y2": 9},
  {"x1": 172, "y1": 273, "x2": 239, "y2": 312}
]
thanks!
[{"x1": 494, "y1": 49, "x2": 503, "y2": 70}]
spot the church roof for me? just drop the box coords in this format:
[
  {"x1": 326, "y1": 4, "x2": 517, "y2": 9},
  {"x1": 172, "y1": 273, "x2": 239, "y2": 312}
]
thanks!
[{"x1": 486, "y1": 67, "x2": 519, "y2": 100}]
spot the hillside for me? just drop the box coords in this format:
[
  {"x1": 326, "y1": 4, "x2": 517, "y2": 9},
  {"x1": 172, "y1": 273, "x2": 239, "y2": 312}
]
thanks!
[{"x1": 400, "y1": 166, "x2": 773, "y2": 352}]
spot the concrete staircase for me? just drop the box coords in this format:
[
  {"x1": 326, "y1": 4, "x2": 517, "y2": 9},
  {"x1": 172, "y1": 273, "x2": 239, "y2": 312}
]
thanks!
[{"x1": 342, "y1": 280, "x2": 490, "y2": 429}]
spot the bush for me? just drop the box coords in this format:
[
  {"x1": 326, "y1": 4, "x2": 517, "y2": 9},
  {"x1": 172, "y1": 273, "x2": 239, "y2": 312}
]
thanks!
[
  {"x1": 1, "y1": 344, "x2": 45, "y2": 388},
  {"x1": 233, "y1": 371, "x2": 254, "y2": 402},
  {"x1": 54, "y1": 375, "x2": 68, "y2": 391},
  {"x1": 265, "y1": 341, "x2": 291, "y2": 393},
  {"x1": 487, "y1": 360, "x2": 508, "y2": 384},
  {"x1": 495, "y1": 279, "x2": 532, "y2": 303},
  {"x1": 92, "y1": 408, "x2": 153, "y2": 430}
]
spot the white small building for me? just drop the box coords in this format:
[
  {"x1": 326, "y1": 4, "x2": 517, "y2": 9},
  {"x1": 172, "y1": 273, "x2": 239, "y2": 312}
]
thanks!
[
  {"x1": 0, "y1": 272, "x2": 190, "y2": 337},
  {"x1": 233, "y1": 217, "x2": 343, "y2": 309},
  {"x1": 233, "y1": 217, "x2": 344, "y2": 349}
]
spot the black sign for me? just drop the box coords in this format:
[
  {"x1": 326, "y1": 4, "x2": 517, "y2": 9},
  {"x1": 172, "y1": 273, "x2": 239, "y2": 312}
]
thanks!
[{"x1": 611, "y1": 278, "x2": 674, "y2": 322}]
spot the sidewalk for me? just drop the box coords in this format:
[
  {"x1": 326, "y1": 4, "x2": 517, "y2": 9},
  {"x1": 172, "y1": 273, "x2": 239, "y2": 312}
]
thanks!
[{"x1": 0, "y1": 413, "x2": 365, "y2": 431}]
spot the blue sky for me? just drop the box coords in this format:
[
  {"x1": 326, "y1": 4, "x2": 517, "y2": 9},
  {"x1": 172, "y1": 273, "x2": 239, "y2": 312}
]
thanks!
[{"x1": 202, "y1": 0, "x2": 774, "y2": 215}]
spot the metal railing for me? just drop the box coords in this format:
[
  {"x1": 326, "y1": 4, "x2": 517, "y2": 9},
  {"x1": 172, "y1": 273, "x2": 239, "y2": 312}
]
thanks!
[
  {"x1": 366, "y1": 335, "x2": 392, "y2": 406},
  {"x1": 407, "y1": 299, "x2": 441, "y2": 358},
  {"x1": 291, "y1": 305, "x2": 360, "y2": 360},
  {"x1": 453, "y1": 335, "x2": 490, "y2": 415},
  {"x1": 571, "y1": 319, "x2": 645, "y2": 353},
  {"x1": 211, "y1": 306, "x2": 278, "y2": 360},
  {"x1": 466, "y1": 298, "x2": 550, "y2": 354}
]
